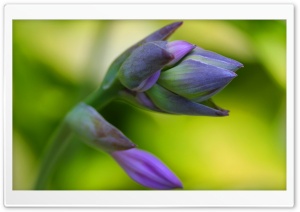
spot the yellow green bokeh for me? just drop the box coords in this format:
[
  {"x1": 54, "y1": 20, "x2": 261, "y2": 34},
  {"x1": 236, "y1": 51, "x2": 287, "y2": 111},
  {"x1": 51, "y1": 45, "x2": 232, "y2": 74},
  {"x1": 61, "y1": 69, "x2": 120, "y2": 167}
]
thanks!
[{"x1": 13, "y1": 20, "x2": 286, "y2": 190}]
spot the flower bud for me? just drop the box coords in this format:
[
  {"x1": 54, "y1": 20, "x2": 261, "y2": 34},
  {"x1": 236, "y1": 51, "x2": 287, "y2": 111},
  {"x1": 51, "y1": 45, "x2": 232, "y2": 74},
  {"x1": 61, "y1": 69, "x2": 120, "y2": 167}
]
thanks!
[
  {"x1": 158, "y1": 57, "x2": 237, "y2": 102},
  {"x1": 118, "y1": 41, "x2": 173, "y2": 92},
  {"x1": 118, "y1": 40, "x2": 195, "y2": 92},
  {"x1": 115, "y1": 22, "x2": 243, "y2": 117},
  {"x1": 111, "y1": 148, "x2": 183, "y2": 190},
  {"x1": 66, "y1": 103, "x2": 135, "y2": 152}
]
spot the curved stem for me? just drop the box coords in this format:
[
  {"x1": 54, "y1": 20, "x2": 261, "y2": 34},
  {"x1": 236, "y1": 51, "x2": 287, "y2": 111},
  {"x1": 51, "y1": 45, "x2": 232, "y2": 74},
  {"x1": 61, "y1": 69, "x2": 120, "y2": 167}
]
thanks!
[{"x1": 34, "y1": 80, "x2": 121, "y2": 189}]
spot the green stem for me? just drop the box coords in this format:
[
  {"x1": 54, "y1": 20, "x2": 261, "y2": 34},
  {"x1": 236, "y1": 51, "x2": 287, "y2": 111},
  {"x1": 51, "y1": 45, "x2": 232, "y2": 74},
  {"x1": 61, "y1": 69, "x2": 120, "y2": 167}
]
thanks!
[
  {"x1": 84, "y1": 80, "x2": 122, "y2": 110},
  {"x1": 34, "y1": 80, "x2": 121, "y2": 189}
]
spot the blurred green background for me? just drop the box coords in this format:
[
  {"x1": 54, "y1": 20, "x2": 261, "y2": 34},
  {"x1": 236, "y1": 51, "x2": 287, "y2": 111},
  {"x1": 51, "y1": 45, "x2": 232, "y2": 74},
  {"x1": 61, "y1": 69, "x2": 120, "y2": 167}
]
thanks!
[{"x1": 13, "y1": 20, "x2": 286, "y2": 190}]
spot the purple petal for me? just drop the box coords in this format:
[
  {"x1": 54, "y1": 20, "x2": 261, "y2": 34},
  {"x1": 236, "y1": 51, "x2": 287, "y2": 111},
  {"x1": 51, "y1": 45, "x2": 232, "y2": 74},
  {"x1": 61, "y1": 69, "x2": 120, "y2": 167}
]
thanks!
[
  {"x1": 186, "y1": 47, "x2": 244, "y2": 72},
  {"x1": 136, "y1": 92, "x2": 163, "y2": 112},
  {"x1": 132, "y1": 70, "x2": 161, "y2": 92},
  {"x1": 142, "y1": 21, "x2": 183, "y2": 43},
  {"x1": 111, "y1": 148, "x2": 183, "y2": 190},
  {"x1": 166, "y1": 41, "x2": 196, "y2": 66}
]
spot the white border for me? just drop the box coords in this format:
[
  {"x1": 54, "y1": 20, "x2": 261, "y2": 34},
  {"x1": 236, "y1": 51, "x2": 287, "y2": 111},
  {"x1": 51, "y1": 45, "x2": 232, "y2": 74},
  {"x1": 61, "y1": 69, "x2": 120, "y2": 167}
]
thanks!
[{"x1": 4, "y1": 4, "x2": 294, "y2": 207}]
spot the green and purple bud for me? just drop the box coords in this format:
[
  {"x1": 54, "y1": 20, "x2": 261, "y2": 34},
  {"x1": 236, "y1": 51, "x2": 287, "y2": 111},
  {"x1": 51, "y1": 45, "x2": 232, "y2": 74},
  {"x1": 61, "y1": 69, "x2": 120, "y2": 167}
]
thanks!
[
  {"x1": 103, "y1": 21, "x2": 243, "y2": 116},
  {"x1": 158, "y1": 47, "x2": 241, "y2": 103},
  {"x1": 111, "y1": 148, "x2": 183, "y2": 190},
  {"x1": 66, "y1": 103, "x2": 135, "y2": 152},
  {"x1": 115, "y1": 22, "x2": 243, "y2": 117}
]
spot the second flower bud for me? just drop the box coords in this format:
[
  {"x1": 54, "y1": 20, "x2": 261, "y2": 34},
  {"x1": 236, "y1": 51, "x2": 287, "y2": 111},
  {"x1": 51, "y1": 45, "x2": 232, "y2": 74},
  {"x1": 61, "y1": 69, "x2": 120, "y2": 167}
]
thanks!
[{"x1": 65, "y1": 103, "x2": 136, "y2": 153}]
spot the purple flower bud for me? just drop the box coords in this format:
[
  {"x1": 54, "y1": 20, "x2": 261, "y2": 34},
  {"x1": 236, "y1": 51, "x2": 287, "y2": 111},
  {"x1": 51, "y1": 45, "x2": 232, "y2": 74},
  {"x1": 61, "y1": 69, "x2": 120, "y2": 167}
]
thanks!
[
  {"x1": 115, "y1": 22, "x2": 243, "y2": 116},
  {"x1": 155, "y1": 46, "x2": 242, "y2": 103},
  {"x1": 158, "y1": 59, "x2": 237, "y2": 102},
  {"x1": 110, "y1": 148, "x2": 183, "y2": 190},
  {"x1": 118, "y1": 41, "x2": 173, "y2": 92},
  {"x1": 66, "y1": 103, "x2": 135, "y2": 152}
]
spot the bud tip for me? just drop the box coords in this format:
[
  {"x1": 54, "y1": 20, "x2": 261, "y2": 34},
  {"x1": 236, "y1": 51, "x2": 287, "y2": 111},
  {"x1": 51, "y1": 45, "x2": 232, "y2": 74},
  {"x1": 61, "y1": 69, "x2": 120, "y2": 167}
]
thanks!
[{"x1": 216, "y1": 109, "x2": 230, "y2": 116}]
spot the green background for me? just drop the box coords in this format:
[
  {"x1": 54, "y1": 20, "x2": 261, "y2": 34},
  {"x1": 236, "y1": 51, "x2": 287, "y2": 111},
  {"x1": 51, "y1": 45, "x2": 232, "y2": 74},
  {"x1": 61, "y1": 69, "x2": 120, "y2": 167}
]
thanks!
[{"x1": 13, "y1": 20, "x2": 286, "y2": 190}]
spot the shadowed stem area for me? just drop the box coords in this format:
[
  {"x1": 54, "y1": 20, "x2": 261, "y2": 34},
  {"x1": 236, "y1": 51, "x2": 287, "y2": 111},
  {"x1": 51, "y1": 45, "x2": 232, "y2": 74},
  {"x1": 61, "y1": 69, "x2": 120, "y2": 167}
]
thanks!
[{"x1": 34, "y1": 80, "x2": 122, "y2": 190}]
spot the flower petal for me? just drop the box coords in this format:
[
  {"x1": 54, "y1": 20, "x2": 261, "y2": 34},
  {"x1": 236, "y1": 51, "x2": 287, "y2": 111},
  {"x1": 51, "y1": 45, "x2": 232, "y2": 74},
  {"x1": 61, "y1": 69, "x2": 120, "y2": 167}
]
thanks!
[
  {"x1": 132, "y1": 70, "x2": 161, "y2": 92},
  {"x1": 118, "y1": 41, "x2": 173, "y2": 90},
  {"x1": 185, "y1": 47, "x2": 244, "y2": 72},
  {"x1": 166, "y1": 40, "x2": 195, "y2": 66},
  {"x1": 118, "y1": 89, "x2": 164, "y2": 112},
  {"x1": 142, "y1": 21, "x2": 183, "y2": 43},
  {"x1": 146, "y1": 84, "x2": 229, "y2": 116}
]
